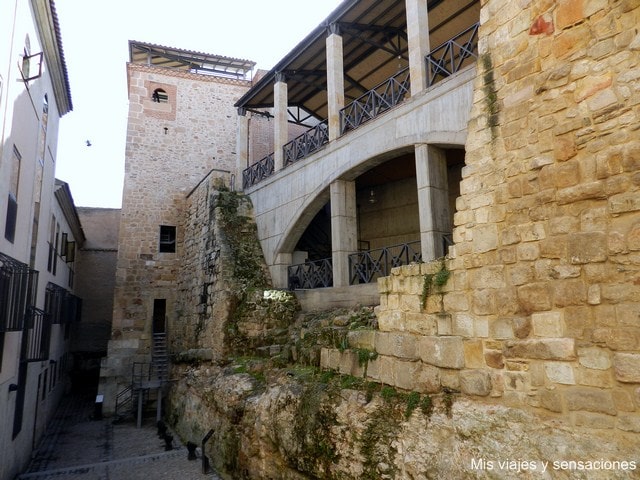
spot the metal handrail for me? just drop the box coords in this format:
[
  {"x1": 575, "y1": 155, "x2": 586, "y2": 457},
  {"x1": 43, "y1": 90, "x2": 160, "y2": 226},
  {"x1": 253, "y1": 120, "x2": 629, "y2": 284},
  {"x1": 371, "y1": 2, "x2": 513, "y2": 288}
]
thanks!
[
  {"x1": 287, "y1": 257, "x2": 333, "y2": 290},
  {"x1": 426, "y1": 22, "x2": 479, "y2": 87},
  {"x1": 340, "y1": 67, "x2": 410, "y2": 133},
  {"x1": 115, "y1": 384, "x2": 133, "y2": 416},
  {"x1": 349, "y1": 241, "x2": 422, "y2": 285},
  {"x1": 242, "y1": 152, "x2": 274, "y2": 188},
  {"x1": 283, "y1": 120, "x2": 329, "y2": 167}
]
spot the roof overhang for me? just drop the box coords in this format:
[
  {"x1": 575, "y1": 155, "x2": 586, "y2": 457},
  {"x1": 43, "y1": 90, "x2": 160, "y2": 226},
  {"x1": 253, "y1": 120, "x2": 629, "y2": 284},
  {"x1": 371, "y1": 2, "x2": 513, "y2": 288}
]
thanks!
[
  {"x1": 30, "y1": 0, "x2": 73, "y2": 115},
  {"x1": 129, "y1": 40, "x2": 256, "y2": 79},
  {"x1": 54, "y1": 179, "x2": 86, "y2": 245},
  {"x1": 235, "y1": 0, "x2": 479, "y2": 124}
]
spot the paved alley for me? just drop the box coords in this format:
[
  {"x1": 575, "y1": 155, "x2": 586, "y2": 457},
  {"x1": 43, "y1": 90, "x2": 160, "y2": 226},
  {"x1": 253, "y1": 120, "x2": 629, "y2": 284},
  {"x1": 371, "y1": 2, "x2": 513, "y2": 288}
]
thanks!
[{"x1": 16, "y1": 393, "x2": 221, "y2": 480}]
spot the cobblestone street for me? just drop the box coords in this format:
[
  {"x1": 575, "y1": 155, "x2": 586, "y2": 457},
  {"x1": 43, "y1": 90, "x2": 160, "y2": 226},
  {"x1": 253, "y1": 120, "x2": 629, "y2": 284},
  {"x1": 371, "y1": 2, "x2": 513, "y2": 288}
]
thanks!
[{"x1": 17, "y1": 394, "x2": 221, "y2": 480}]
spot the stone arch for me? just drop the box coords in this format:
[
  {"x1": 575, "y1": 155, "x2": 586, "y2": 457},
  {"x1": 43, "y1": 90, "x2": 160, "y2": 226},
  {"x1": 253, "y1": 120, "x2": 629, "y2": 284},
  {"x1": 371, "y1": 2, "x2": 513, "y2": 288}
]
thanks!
[{"x1": 275, "y1": 144, "x2": 419, "y2": 260}]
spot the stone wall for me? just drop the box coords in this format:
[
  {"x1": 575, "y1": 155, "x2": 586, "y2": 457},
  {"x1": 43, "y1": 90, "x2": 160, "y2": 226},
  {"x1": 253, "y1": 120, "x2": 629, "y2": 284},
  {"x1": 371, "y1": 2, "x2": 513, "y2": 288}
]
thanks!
[
  {"x1": 322, "y1": 0, "x2": 640, "y2": 433},
  {"x1": 173, "y1": 177, "x2": 298, "y2": 361},
  {"x1": 112, "y1": 64, "x2": 252, "y2": 344}
]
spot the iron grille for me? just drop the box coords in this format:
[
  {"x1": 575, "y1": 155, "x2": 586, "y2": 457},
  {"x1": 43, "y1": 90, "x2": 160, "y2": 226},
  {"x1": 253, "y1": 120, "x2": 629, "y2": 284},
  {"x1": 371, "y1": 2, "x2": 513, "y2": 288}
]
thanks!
[
  {"x1": 426, "y1": 22, "x2": 479, "y2": 87},
  {"x1": 349, "y1": 241, "x2": 422, "y2": 285},
  {"x1": 340, "y1": 67, "x2": 410, "y2": 134},
  {"x1": 287, "y1": 258, "x2": 333, "y2": 290},
  {"x1": 283, "y1": 120, "x2": 329, "y2": 167},
  {"x1": 0, "y1": 252, "x2": 38, "y2": 332},
  {"x1": 242, "y1": 152, "x2": 274, "y2": 188},
  {"x1": 25, "y1": 307, "x2": 52, "y2": 362}
]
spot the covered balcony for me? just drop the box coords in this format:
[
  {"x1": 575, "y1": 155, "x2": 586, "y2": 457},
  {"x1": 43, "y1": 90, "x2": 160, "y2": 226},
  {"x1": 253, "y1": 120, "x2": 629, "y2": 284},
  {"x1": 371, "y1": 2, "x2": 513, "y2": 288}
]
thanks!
[{"x1": 234, "y1": 0, "x2": 479, "y2": 295}]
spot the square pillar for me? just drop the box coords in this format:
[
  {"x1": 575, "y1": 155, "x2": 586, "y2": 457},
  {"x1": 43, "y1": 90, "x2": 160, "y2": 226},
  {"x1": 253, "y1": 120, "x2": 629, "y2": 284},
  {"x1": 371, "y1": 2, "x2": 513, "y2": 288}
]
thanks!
[
  {"x1": 235, "y1": 108, "x2": 249, "y2": 190},
  {"x1": 330, "y1": 179, "x2": 357, "y2": 287},
  {"x1": 326, "y1": 25, "x2": 345, "y2": 141},
  {"x1": 274, "y1": 73, "x2": 288, "y2": 171},
  {"x1": 416, "y1": 145, "x2": 451, "y2": 261},
  {"x1": 406, "y1": 0, "x2": 430, "y2": 95},
  {"x1": 271, "y1": 252, "x2": 292, "y2": 290}
]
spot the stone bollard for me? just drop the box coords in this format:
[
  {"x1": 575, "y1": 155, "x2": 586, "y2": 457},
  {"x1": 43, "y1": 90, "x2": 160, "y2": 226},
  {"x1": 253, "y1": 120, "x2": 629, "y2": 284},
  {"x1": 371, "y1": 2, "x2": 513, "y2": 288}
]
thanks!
[
  {"x1": 163, "y1": 433, "x2": 173, "y2": 451},
  {"x1": 186, "y1": 441, "x2": 198, "y2": 460},
  {"x1": 157, "y1": 420, "x2": 167, "y2": 439}
]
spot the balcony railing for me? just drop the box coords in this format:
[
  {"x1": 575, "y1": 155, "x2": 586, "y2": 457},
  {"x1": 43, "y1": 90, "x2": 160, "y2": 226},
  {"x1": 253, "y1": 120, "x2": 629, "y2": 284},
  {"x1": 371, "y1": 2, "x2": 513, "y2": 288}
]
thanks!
[
  {"x1": 426, "y1": 22, "x2": 479, "y2": 87},
  {"x1": 284, "y1": 120, "x2": 329, "y2": 167},
  {"x1": 288, "y1": 258, "x2": 333, "y2": 290},
  {"x1": 0, "y1": 252, "x2": 38, "y2": 332},
  {"x1": 340, "y1": 67, "x2": 410, "y2": 134},
  {"x1": 242, "y1": 152, "x2": 274, "y2": 189},
  {"x1": 349, "y1": 241, "x2": 422, "y2": 285},
  {"x1": 25, "y1": 307, "x2": 52, "y2": 362}
]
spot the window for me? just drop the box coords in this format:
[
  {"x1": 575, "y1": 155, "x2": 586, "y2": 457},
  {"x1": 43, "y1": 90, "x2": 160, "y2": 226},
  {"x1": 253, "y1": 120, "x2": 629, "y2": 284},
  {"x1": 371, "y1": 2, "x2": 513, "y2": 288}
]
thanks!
[
  {"x1": 19, "y1": 35, "x2": 43, "y2": 82},
  {"x1": 4, "y1": 147, "x2": 21, "y2": 243},
  {"x1": 159, "y1": 225, "x2": 176, "y2": 253},
  {"x1": 152, "y1": 88, "x2": 168, "y2": 103},
  {"x1": 47, "y1": 216, "x2": 58, "y2": 274}
]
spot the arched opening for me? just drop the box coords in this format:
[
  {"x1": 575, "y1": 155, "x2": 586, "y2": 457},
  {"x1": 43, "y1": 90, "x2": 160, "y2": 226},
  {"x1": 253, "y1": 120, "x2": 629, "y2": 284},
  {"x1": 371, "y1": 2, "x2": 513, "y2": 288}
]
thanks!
[
  {"x1": 152, "y1": 88, "x2": 168, "y2": 103},
  {"x1": 286, "y1": 147, "x2": 465, "y2": 289}
]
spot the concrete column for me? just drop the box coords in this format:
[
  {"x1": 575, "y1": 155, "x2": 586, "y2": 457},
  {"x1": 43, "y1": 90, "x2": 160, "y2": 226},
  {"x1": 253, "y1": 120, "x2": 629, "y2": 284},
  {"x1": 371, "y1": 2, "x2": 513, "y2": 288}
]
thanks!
[
  {"x1": 274, "y1": 73, "x2": 288, "y2": 171},
  {"x1": 330, "y1": 179, "x2": 357, "y2": 287},
  {"x1": 271, "y1": 252, "x2": 293, "y2": 290},
  {"x1": 326, "y1": 24, "x2": 345, "y2": 141},
  {"x1": 415, "y1": 144, "x2": 450, "y2": 261},
  {"x1": 406, "y1": 0, "x2": 430, "y2": 95},
  {"x1": 235, "y1": 108, "x2": 249, "y2": 190}
]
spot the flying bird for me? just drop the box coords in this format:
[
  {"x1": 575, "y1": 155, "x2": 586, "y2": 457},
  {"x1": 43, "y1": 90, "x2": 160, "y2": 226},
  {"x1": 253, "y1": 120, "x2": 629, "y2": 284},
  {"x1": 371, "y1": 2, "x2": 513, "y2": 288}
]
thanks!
[{"x1": 86, "y1": 140, "x2": 92, "y2": 147}]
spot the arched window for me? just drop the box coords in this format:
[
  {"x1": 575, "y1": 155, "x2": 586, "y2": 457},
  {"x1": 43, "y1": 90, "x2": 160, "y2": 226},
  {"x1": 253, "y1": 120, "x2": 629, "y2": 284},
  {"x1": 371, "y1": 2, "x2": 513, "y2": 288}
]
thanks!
[{"x1": 152, "y1": 88, "x2": 168, "y2": 103}]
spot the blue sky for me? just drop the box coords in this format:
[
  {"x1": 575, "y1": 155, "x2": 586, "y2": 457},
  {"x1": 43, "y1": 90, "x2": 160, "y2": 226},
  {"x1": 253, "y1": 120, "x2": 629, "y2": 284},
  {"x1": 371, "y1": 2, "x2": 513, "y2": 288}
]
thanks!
[{"x1": 55, "y1": 0, "x2": 342, "y2": 208}]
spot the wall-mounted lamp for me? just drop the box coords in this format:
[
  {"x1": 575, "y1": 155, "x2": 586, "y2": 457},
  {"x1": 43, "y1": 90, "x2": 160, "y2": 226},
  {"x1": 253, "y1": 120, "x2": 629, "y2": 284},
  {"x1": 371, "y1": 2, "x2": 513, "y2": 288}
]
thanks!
[
  {"x1": 368, "y1": 189, "x2": 377, "y2": 204},
  {"x1": 163, "y1": 127, "x2": 168, "y2": 134}
]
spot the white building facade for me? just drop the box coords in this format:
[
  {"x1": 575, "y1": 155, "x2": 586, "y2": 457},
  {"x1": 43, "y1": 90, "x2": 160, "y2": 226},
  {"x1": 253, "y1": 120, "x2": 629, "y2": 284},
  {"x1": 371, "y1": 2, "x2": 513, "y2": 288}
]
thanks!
[{"x1": 0, "y1": 2, "x2": 80, "y2": 479}]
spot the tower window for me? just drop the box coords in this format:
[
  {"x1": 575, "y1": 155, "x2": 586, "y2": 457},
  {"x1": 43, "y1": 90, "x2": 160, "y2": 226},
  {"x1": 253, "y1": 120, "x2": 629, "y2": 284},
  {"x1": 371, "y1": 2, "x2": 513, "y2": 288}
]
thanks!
[
  {"x1": 159, "y1": 225, "x2": 176, "y2": 253},
  {"x1": 152, "y1": 88, "x2": 168, "y2": 103}
]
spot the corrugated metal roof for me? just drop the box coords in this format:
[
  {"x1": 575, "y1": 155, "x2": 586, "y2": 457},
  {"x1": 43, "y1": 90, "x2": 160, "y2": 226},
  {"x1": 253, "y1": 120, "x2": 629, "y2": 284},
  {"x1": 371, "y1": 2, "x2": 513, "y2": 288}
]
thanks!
[
  {"x1": 235, "y1": 0, "x2": 479, "y2": 123},
  {"x1": 129, "y1": 40, "x2": 256, "y2": 79}
]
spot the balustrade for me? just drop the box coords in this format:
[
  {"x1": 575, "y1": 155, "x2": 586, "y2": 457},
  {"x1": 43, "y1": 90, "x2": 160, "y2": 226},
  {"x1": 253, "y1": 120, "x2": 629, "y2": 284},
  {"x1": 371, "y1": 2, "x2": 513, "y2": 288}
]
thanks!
[
  {"x1": 340, "y1": 67, "x2": 410, "y2": 133},
  {"x1": 287, "y1": 258, "x2": 333, "y2": 290},
  {"x1": 242, "y1": 152, "x2": 274, "y2": 189},
  {"x1": 426, "y1": 22, "x2": 479, "y2": 87},
  {"x1": 283, "y1": 120, "x2": 329, "y2": 167},
  {"x1": 349, "y1": 241, "x2": 422, "y2": 285}
]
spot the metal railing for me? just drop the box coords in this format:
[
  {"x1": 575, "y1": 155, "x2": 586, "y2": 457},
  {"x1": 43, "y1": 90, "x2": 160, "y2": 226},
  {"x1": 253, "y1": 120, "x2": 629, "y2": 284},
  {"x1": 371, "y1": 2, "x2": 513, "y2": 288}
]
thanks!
[
  {"x1": 340, "y1": 67, "x2": 410, "y2": 134},
  {"x1": 349, "y1": 241, "x2": 422, "y2": 285},
  {"x1": 0, "y1": 252, "x2": 38, "y2": 332},
  {"x1": 426, "y1": 22, "x2": 479, "y2": 87},
  {"x1": 115, "y1": 384, "x2": 134, "y2": 417},
  {"x1": 242, "y1": 152, "x2": 274, "y2": 188},
  {"x1": 25, "y1": 307, "x2": 51, "y2": 362},
  {"x1": 287, "y1": 257, "x2": 333, "y2": 290},
  {"x1": 283, "y1": 120, "x2": 329, "y2": 167}
]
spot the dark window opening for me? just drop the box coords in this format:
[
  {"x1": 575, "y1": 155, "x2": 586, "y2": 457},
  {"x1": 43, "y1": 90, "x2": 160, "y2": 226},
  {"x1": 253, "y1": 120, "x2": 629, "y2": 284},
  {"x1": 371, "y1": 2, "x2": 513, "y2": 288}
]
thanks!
[
  {"x1": 4, "y1": 194, "x2": 17, "y2": 243},
  {"x1": 152, "y1": 299, "x2": 166, "y2": 334},
  {"x1": 152, "y1": 88, "x2": 168, "y2": 103},
  {"x1": 159, "y1": 225, "x2": 176, "y2": 253}
]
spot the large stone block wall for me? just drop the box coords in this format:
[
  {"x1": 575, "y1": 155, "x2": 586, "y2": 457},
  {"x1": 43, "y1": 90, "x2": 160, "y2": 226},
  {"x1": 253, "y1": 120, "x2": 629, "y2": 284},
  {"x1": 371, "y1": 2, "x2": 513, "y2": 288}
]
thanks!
[{"x1": 323, "y1": 0, "x2": 640, "y2": 433}]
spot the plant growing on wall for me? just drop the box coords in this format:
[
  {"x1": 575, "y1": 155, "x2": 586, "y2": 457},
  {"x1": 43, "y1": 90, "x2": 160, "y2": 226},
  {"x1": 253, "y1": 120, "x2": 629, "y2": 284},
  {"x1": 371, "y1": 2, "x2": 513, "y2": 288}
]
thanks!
[{"x1": 421, "y1": 258, "x2": 451, "y2": 310}]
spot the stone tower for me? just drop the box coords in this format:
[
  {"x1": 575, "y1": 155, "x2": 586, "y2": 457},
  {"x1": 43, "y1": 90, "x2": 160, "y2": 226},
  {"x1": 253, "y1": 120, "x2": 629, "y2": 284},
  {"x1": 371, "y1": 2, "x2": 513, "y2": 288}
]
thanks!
[{"x1": 99, "y1": 41, "x2": 255, "y2": 413}]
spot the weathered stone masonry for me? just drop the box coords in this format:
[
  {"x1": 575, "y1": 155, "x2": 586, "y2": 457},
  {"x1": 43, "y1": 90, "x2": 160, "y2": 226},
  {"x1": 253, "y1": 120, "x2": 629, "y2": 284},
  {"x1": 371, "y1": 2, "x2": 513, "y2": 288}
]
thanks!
[{"x1": 323, "y1": 0, "x2": 640, "y2": 432}]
